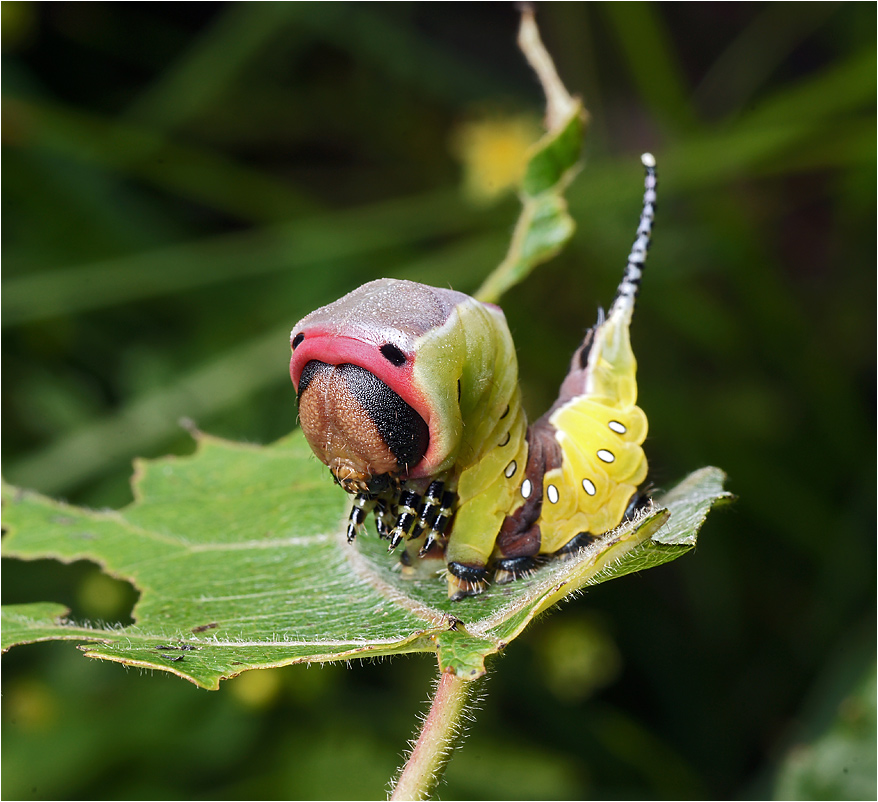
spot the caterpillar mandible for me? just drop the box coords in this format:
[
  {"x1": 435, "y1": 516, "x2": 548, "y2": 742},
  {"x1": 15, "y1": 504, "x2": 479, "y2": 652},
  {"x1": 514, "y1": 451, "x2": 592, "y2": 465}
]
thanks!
[{"x1": 290, "y1": 154, "x2": 657, "y2": 600}]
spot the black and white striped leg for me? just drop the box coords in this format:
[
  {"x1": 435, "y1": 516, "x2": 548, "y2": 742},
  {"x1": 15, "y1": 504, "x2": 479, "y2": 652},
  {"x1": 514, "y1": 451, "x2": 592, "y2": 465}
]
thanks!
[
  {"x1": 346, "y1": 493, "x2": 376, "y2": 543},
  {"x1": 373, "y1": 498, "x2": 393, "y2": 538},
  {"x1": 419, "y1": 490, "x2": 456, "y2": 557},
  {"x1": 388, "y1": 489, "x2": 421, "y2": 551},
  {"x1": 409, "y1": 480, "x2": 444, "y2": 541}
]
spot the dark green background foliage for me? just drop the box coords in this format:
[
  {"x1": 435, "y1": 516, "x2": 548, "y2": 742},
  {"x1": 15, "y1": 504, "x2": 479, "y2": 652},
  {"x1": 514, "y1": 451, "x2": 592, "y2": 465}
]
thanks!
[{"x1": 3, "y1": 3, "x2": 875, "y2": 799}]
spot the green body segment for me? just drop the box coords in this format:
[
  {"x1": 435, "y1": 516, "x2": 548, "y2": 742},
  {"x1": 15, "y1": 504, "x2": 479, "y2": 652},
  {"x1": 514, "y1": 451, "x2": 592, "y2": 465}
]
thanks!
[{"x1": 406, "y1": 299, "x2": 529, "y2": 569}]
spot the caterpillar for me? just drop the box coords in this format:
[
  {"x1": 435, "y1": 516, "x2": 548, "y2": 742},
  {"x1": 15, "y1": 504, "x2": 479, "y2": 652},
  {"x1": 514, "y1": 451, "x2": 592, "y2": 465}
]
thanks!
[{"x1": 290, "y1": 154, "x2": 657, "y2": 600}]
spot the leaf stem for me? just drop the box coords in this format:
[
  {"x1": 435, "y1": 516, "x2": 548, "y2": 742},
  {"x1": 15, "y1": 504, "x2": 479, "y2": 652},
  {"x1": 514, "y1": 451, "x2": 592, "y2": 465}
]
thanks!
[
  {"x1": 389, "y1": 670, "x2": 480, "y2": 801},
  {"x1": 517, "y1": 4, "x2": 577, "y2": 131}
]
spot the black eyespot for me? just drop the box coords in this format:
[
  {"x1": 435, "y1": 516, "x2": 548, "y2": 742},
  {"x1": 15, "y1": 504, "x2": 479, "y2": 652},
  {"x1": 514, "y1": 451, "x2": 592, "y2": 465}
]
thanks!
[
  {"x1": 379, "y1": 343, "x2": 407, "y2": 366},
  {"x1": 292, "y1": 332, "x2": 305, "y2": 350}
]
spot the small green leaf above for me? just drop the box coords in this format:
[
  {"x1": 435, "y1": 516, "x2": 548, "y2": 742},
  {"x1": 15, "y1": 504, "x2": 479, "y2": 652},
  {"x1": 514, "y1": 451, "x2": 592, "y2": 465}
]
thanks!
[
  {"x1": 472, "y1": 105, "x2": 581, "y2": 306},
  {"x1": 2, "y1": 430, "x2": 730, "y2": 689},
  {"x1": 521, "y1": 107, "x2": 584, "y2": 199},
  {"x1": 473, "y1": 12, "x2": 585, "y2": 306}
]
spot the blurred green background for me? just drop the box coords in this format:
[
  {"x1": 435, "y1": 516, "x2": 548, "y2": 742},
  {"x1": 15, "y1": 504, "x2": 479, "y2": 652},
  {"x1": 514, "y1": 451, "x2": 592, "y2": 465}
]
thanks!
[{"x1": 2, "y1": 2, "x2": 875, "y2": 799}]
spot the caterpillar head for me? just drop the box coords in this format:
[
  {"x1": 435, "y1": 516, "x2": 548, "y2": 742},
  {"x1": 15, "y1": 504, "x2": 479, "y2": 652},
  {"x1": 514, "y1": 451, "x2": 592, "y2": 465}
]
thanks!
[{"x1": 290, "y1": 279, "x2": 487, "y2": 494}]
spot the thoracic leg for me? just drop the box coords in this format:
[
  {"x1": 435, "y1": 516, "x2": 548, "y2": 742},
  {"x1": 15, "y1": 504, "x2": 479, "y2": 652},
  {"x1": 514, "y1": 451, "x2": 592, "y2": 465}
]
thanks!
[
  {"x1": 346, "y1": 494, "x2": 376, "y2": 543},
  {"x1": 419, "y1": 488, "x2": 455, "y2": 556},
  {"x1": 388, "y1": 489, "x2": 421, "y2": 550}
]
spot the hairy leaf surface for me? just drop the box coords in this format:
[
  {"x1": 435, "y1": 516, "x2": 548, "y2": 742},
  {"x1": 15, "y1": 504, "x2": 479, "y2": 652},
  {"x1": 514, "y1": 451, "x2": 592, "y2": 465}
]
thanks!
[{"x1": 2, "y1": 431, "x2": 730, "y2": 688}]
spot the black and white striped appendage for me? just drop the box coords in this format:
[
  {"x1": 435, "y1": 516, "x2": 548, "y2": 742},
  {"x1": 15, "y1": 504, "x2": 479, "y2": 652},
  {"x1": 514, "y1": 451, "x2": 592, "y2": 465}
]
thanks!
[
  {"x1": 388, "y1": 489, "x2": 421, "y2": 551},
  {"x1": 347, "y1": 493, "x2": 376, "y2": 543},
  {"x1": 610, "y1": 152, "x2": 657, "y2": 320}
]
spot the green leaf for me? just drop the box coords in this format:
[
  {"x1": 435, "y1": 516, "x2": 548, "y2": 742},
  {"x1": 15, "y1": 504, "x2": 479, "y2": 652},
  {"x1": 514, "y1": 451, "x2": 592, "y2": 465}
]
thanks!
[
  {"x1": 473, "y1": 107, "x2": 582, "y2": 305},
  {"x1": 2, "y1": 431, "x2": 730, "y2": 689},
  {"x1": 521, "y1": 107, "x2": 584, "y2": 198},
  {"x1": 1, "y1": 602, "x2": 91, "y2": 651}
]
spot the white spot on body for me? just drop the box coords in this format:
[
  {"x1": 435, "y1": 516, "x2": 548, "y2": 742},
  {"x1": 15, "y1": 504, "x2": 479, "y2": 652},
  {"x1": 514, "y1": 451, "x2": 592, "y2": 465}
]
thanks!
[
  {"x1": 608, "y1": 420, "x2": 627, "y2": 434},
  {"x1": 505, "y1": 460, "x2": 517, "y2": 478},
  {"x1": 521, "y1": 479, "x2": 533, "y2": 499},
  {"x1": 547, "y1": 484, "x2": 559, "y2": 504},
  {"x1": 582, "y1": 479, "x2": 596, "y2": 496},
  {"x1": 597, "y1": 449, "x2": 615, "y2": 463}
]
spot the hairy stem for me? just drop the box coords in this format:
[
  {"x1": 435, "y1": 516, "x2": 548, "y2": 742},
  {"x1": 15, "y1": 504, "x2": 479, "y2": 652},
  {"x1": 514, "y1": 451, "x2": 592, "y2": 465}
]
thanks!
[{"x1": 389, "y1": 671, "x2": 481, "y2": 800}]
